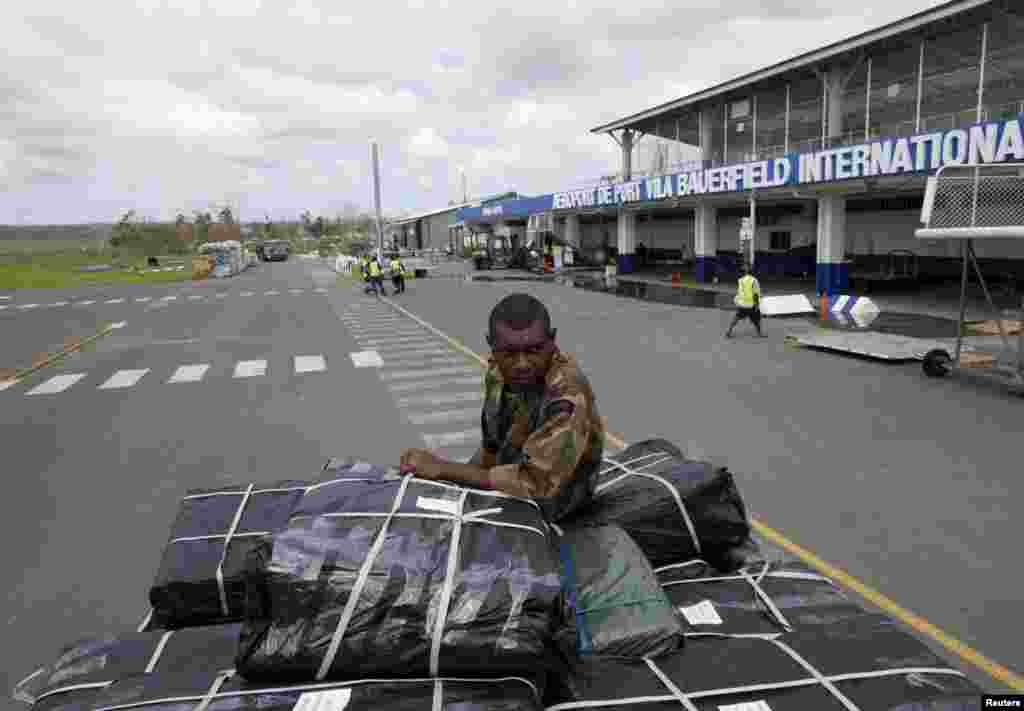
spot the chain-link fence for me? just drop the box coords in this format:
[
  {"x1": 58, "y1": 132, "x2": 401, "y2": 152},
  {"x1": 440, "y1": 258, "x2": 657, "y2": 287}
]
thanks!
[{"x1": 925, "y1": 165, "x2": 1024, "y2": 230}]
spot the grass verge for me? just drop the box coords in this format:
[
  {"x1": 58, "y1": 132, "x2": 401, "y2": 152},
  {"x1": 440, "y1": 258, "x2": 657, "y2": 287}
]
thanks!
[{"x1": 0, "y1": 253, "x2": 191, "y2": 289}]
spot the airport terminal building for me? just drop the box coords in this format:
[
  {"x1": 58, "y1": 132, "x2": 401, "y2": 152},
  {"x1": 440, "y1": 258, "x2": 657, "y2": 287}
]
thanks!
[{"x1": 458, "y1": 0, "x2": 1024, "y2": 294}]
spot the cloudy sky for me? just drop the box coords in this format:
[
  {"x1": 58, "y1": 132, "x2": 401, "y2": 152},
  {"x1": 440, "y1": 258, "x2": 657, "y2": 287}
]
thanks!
[{"x1": 2, "y1": 0, "x2": 948, "y2": 225}]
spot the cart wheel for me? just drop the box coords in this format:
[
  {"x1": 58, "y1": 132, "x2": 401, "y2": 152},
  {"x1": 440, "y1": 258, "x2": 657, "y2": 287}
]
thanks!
[{"x1": 922, "y1": 349, "x2": 952, "y2": 378}]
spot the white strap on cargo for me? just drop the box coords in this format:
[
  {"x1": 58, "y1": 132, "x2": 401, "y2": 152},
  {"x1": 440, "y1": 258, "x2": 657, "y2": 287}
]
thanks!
[
  {"x1": 595, "y1": 464, "x2": 700, "y2": 556},
  {"x1": 653, "y1": 559, "x2": 706, "y2": 575},
  {"x1": 644, "y1": 658, "x2": 699, "y2": 711},
  {"x1": 313, "y1": 511, "x2": 544, "y2": 539},
  {"x1": 137, "y1": 608, "x2": 154, "y2": 633},
  {"x1": 767, "y1": 637, "x2": 860, "y2": 711},
  {"x1": 432, "y1": 679, "x2": 443, "y2": 711},
  {"x1": 215, "y1": 483, "x2": 255, "y2": 617},
  {"x1": 12, "y1": 666, "x2": 47, "y2": 703},
  {"x1": 144, "y1": 631, "x2": 174, "y2": 673},
  {"x1": 193, "y1": 670, "x2": 235, "y2": 711},
  {"x1": 660, "y1": 570, "x2": 833, "y2": 588},
  {"x1": 316, "y1": 475, "x2": 413, "y2": 681},
  {"x1": 182, "y1": 484, "x2": 309, "y2": 501},
  {"x1": 598, "y1": 451, "x2": 673, "y2": 477},
  {"x1": 430, "y1": 489, "x2": 471, "y2": 676},
  {"x1": 33, "y1": 681, "x2": 115, "y2": 705},
  {"x1": 740, "y1": 565, "x2": 793, "y2": 632}
]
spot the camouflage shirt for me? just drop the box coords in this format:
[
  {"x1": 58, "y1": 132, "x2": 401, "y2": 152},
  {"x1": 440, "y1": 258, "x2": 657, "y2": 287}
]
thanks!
[{"x1": 479, "y1": 351, "x2": 604, "y2": 521}]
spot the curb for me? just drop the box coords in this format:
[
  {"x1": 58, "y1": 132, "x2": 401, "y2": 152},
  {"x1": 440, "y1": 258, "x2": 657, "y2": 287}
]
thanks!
[{"x1": 1, "y1": 321, "x2": 126, "y2": 386}]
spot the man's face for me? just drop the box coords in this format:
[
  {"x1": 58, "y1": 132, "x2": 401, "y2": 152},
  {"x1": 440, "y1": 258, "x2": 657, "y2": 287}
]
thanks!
[{"x1": 488, "y1": 319, "x2": 556, "y2": 386}]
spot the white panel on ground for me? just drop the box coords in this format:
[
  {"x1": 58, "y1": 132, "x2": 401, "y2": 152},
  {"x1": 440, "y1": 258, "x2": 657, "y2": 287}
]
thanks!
[
  {"x1": 234, "y1": 360, "x2": 268, "y2": 378},
  {"x1": 349, "y1": 351, "x2": 384, "y2": 368},
  {"x1": 99, "y1": 369, "x2": 150, "y2": 390},
  {"x1": 407, "y1": 408, "x2": 480, "y2": 426},
  {"x1": 759, "y1": 295, "x2": 815, "y2": 316},
  {"x1": 26, "y1": 373, "x2": 87, "y2": 395},
  {"x1": 422, "y1": 429, "x2": 480, "y2": 449},
  {"x1": 168, "y1": 364, "x2": 211, "y2": 383},
  {"x1": 295, "y1": 355, "x2": 327, "y2": 373}
]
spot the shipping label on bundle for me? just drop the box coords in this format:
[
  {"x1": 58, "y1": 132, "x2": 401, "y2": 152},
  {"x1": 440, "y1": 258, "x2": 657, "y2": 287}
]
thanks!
[
  {"x1": 293, "y1": 688, "x2": 352, "y2": 711},
  {"x1": 719, "y1": 702, "x2": 772, "y2": 711},
  {"x1": 678, "y1": 599, "x2": 723, "y2": 625},
  {"x1": 417, "y1": 496, "x2": 459, "y2": 515}
]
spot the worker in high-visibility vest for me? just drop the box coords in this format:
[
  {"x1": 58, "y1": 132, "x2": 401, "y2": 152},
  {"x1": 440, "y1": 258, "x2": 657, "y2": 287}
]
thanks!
[
  {"x1": 725, "y1": 264, "x2": 764, "y2": 338},
  {"x1": 389, "y1": 254, "x2": 406, "y2": 294},
  {"x1": 367, "y1": 255, "x2": 387, "y2": 296}
]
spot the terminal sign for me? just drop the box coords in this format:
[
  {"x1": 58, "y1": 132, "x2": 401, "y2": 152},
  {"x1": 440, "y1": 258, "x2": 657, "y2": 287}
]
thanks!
[{"x1": 553, "y1": 114, "x2": 1024, "y2": 209}]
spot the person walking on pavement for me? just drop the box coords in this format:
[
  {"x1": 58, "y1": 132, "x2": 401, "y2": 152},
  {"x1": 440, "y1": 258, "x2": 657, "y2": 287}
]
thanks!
[
  {"x1": 367, "y1": 255, "x2": 387, "y2": 296},
  {"x1": 726, "y1": 264, "x2": 765, "y2": 338},
  {"x1": 389, "y1": 253, "x2": 406, "y2": 294}
]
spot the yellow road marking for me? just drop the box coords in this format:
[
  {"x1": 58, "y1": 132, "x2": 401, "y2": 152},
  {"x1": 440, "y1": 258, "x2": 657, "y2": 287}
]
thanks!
[{"x1": 381, "y1": 294, "x2": 1023, "y2": 690}]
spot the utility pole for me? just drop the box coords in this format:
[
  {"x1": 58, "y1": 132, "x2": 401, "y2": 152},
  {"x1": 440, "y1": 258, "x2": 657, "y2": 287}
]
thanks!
[
  {"x1": 461, "y1": 171, "x2": 468, "y2": 204},
  {"x1": 371, "y1": 142, "x2": 384, "y2": 262}
]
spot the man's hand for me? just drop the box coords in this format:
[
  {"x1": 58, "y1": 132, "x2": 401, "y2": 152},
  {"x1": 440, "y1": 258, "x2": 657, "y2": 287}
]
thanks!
[{"x1": 400, "y1": 448, "x2": 444, "y2": 479}]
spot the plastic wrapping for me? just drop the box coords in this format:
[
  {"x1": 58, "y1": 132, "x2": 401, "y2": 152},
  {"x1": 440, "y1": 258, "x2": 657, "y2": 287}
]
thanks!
[
  {"x1": 555, "y1": 524, "x2": 683, "y2": 659},
  {"x1": 77, "y1": 671, "x2": 543, "y2": 711},
  {"x1": 236, "y1": 459, "x2": 562, "y2": 683},
  {"x1": 551, "y1": 614, "x2": 982, "y2": 710},
  {"x1": 12, "y1": 624, "x2": 240, "y2": 710},
  {"x1": 149, "y1": 480, "x2": 311, "y2": 628},
  {"x1": 571, "y1": 439, "x2": 750, "y2": 570},
  {"x1": 657, "y1": 558, "x2": 868, "y2": 636}
]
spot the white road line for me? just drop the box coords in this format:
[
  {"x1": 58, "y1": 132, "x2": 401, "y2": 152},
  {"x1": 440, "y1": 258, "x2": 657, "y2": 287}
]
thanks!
[
  {"x1": 379, "y1": 366, "x2": 479, "y2": 381},
  {"x1": 350, "y1": 351, "x2": 384, "y2": 368},
  {"x1": 0, "y1": 295, "x2": 9, "y2": 299},
  {"x1": 360, "y1": 337, "x2": 437, "y2": 348},
  {"x1": 383, "y1": 357, "x2": 468, "y2": 369},
  {"x1": 187, "y1": 295, "x2": 203, "y2": 301},
  {"x1": 18, "y1": 303, "x2": 39, "y2": 310},
  {"x1": 406, "y1": 408, "x2": 480, "y2": 426},
  {"x1": 294, "y1": 355, "x2": 327, "y2": 374},
  {"x1": 372, "y1": 341, "x2": 443, "y2": 353},
  {"x1": 314, "y1": 288, "x2": 327, "y2": 293},
  {"x1": 422, "y1": 429, "x2": 480, "y2": 449},
  {"x1": 350, "y1": 326, "x2": 425, "y2": 335},
  {"x1": 161, "y1": 295, "x2": 177, "y2": 301},
  {"x1": 168, "y1": 364, "x2": 210, "y2": 383},
  {"x1": 241, "y1": 291, "x2": 254, "y2": 296},
  {"x1": 233, "y1": 360, "x2": 267, "y2": 378},
  {"x1": 387, "y1": 376, "x2": 481, "y2": 393},
  {"x1": 396, "y1": 391, "x2": 482, "y2": 408},
  {"x1": 135, "y1": 297, "x2": 152, "y2": 303},
  {"x1": 381, "y1": 348, "x2": 450, "y2": 359},
  {"x1": 215, "y1": 293, "x2": 227, "y2": 299},
  {"x1": 98, "y1": 369, "x2": 149, "y2": 390},
  {"x1": 26, "y1": 373, "x2": 87, "y2": 395},
  {"x1": 265, "y1": 290, "x2": 280, "y2": 296},
  {"x1": 289, "y1": 289, "x2": 304, "y2": 294},
  {"x1": 0, "y1": 379, "x2": 21, "y2": 392},
  {"x1": 105, "y1": 298, "x2": 125, "y2": 304},
  {"x1": 0, "y1": 305, "x2": 7, "y2": 310},
  {"x1": 79, "y1": 300, "x2": 96, "y2": 305},
  {"x1": 48, "y1": 301, "x2": 69, "y2": 307}
]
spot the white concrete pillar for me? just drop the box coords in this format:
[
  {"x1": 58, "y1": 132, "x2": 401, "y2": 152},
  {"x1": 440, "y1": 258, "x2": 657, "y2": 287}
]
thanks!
[
  {"x1": 617, "y1": 210, "x2": 636, "y2": 273},
  {"x1": 621, "y1": 130, "x2": 634, "y2": 181},
  {"x1": 816, "y1": 194, "x2": 848, "y2": 294},
  {"x1": 826, "y1": 68, "x2": 845, "y2": 143},
  {"x1": 564, "y1": 214, "x2": 581, "y2": 250},
  {"x1": 695, "y1": 203, "x2": 718, "y2": 282},
  {"x1": 699, "y1": 106, "x2": 715, "y2": 164}
]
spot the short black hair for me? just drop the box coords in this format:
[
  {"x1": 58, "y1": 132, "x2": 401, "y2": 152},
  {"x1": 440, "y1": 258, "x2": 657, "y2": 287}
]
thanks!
[{"x1": 488, "y1": 293, "x2": 552, "y2": 341}]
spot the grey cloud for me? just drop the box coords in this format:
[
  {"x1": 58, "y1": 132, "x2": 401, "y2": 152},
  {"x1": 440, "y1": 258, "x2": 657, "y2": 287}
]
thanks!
[
  {"x1": 22, "y1": 14, "x2": 109, "y2": 57},
  {"x1": 489, "y1": 35, "x2": 590, "y2": 98}
]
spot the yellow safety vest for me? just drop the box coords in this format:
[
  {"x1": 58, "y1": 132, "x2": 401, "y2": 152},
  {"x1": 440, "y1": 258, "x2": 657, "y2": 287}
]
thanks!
[
  {"x1": 390, "y1": 259, "x2": 402, "y2": 273},
  {"x1": 368, "y1": 261, "x2": 381, "y2": 277},
  {"x1": 735, "y1": 275, "x2": 760, "y2": 308}
]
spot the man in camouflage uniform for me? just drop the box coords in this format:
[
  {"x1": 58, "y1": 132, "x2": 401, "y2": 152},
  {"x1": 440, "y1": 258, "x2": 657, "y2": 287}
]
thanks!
[{"x1": 400, "y1": 293, "x2": 604, "y2": 520}]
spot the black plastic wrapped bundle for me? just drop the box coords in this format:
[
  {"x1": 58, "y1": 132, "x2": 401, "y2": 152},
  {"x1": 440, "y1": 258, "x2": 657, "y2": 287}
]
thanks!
[
  {"x1": 550, "y1": 614, "x2": 982, "y2": 710},
  {"x1": 76, "y1": 670, "x2": 544, "y2": 711},
  {"x1": 149, "y1": 479, "x2": 311, "y2": 628},
  {"x1": 555, "y1": 523, "x2": 684, "y2": 659},
  {"x1": 570, "y1": 439, "x2": 750, "y2": 570},
  {"x1": 656, "y1": 559, "x2": 869, "y2": 637},
  {"x1": 236, "y1": 459, "x2": 562, "y2": 684},
  {"x1": 11, "y1": 624, "x2": 240, "y2": 711}
]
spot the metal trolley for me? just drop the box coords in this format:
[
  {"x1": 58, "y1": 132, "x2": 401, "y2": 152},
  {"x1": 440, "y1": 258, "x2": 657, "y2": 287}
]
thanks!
[{"x1": 915, "y1": 163, "x2": 1024, "y2": 394}]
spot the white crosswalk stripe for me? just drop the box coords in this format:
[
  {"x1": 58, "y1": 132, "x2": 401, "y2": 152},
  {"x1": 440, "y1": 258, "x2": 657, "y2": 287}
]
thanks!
[
  {"x1": 79, "y1": 300, "x2": 96, "y2": 305},
  {"x1": 161, "y1": 295, "x2": 177, "y2": 301},
  {"x1": 105, "y1": 298, "x2": 125, "y2": 304},
  {"x1": 168, "y1": 364, "x2": 210, "y2": 383},
  {"x1": 379, "y1": 366, "x2": 479, "y2": 381},
  {"x1": 289, "y1": 289, "x2": 304, "y2": 294},
  {"x1": 241, "y1": 291, "x2": 254, "y2": 296},
  {"x1": 380, "y1": 348, "x2": 450, "y2": 359},
  {"x1": 265, "y1": 290, "x2": 280, "y2": 296},
  {"x1": 372, "y1": 341, "x2": 442, "y2": 353},
  {"x1": 135, "y1": 297, "x2": 152, "y2": 302},
  {"x1": 396, "y1": 391, "x2": 482, "y2": 408},
  {"x1": 386, "y1": 375, "x2": 481, "y2": 393},
  {"x1": 406, "y1": 408, "x2": 480, "y2": 426},
  {"x1": 360, "y1": 336, "x2": 438, "y2": 347},
  {"x1": 27, "y1": 373, "x2": 87, "y2": 395},
  {"x1": 0, "y1": 305, "x2": 7, "y2": 310},
  {"x1": 422, "y1": 429, "x2": 479, "y2": 449},
  {"x1": 49, "y1": 301, "x2": 69, "y2": 307},
  {"x1": 187, "y1": 295, "x2": 203, "y2": 300},
  {"x1": 234, "y1": 360, "x2": 267, "y2": 378},
  {"x1": 215, "y1": 292, "x2": 227, "y2": 298},
  {"x1": 19, "y1": 303, "x2": 39, "y2": 310},
  {"x1": 294, "y1": 355, "x2": 327, "y2": 373},
  {"x1": 382, "y1": 356, "x2": 468, "y2": 369},
  {"x1": 99, "y1": 369, "x2": 149, "y2": 390}
]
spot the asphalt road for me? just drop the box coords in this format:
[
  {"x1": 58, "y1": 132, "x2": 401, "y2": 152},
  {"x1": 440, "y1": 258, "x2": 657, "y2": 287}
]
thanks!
[{"x1": 2, "y1": 259, "x2": 1019, "y2": 703}]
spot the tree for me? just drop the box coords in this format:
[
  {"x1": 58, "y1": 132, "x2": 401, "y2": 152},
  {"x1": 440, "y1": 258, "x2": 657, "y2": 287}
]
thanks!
[
  {"x1": 194, "y1": 210, "x2": 213, "y2": 242},
  {"x1": 218, "y1": 205, "x2": 235, "y2": 224},
  {"x1": 175, "y1": 213, "x2": 187, "y2": 227},
  {"x1": 314, "y1": 215, "x2": 325, "y2": 239},
  {"x1": 110, "y1": 210, "x2": 140, "y2": 247}
]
